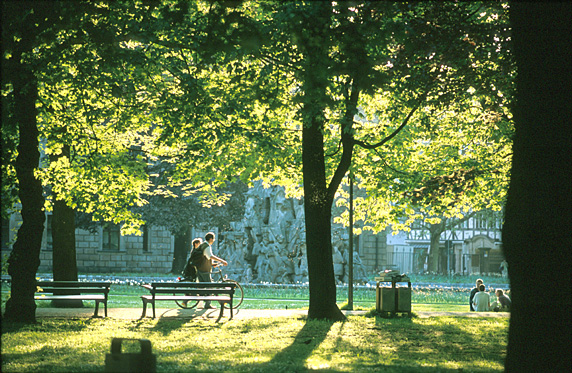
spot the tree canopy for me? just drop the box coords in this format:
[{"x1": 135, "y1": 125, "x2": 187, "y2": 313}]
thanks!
[
  {"x1": 2, "y1": 0, "x2": 513, "y2": 321},
  {"x1": 128, "y1": 1, "x2": 513, "y2": 317}
]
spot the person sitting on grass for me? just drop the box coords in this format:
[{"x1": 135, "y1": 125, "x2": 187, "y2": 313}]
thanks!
[
  {"x1": 472, "y1": 284, "x2": 490, "y2": 312},
  {"x1": 469, "y1": 278, "x2": 484, "y2": 311},
  {"x1": 491, "y1": 288, "x2": 511, "y2": 312}
]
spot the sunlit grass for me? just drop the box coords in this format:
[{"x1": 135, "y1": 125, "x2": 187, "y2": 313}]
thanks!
[
  {"x1": 1, "y1": 315, "x2": 508, "y2": 372},
  {"x1": 2, "y1": 282, "x2": 482, "y2": 312}
]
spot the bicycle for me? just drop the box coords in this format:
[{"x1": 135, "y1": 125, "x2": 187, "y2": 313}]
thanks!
[{"x1": 175, "y1": 266, "x2": 244, "y2": 310}]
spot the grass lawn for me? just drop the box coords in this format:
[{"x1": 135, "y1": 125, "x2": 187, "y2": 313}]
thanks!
[
  {"x1": 1, "y1": 282, "x2": 477, "y2": 312},
  {"x1": 1, "y1": 314, "x2": 508, "y2": 372}
]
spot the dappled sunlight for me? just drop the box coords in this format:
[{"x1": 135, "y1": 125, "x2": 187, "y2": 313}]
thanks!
[{"x1": 2, "y1": 311, "x2": 507, "y2": 372}]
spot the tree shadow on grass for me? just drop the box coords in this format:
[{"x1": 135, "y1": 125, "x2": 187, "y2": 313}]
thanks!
[
  {"x1": 256, "y1": 318, "x2": 337, "y2": 371},
  {"x1": 369, "y1": 315, "x2": 507, "y2": 370},
  {"x1": 222, "y1": 315, "x2": 498, "y2": 373},
  {"x1": 1, "y1": 317, "x2": 94, "y2": 334},
  {"x1": 129, "y1": 308, "x2": 225, "y2": 336},
  {"x1": 2, "y1": 346, "x2": 105, "y2": 372},
  {"x1": 148, "y1": 317, "x2": 190, "y2": 336}
]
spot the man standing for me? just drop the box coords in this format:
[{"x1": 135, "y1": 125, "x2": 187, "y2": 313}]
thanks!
[
  {"x1": 499, "y1": 260, "x2": 508, "y2": 278},
  {"x1": 196, "y1": 232, "x2": 227, "y2": 309}
]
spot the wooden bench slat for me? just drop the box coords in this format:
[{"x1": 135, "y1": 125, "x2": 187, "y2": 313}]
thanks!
[
  {"x1": 147, "y1": 290, "x2": 233, "y2": 295},
  {"x1": 141, "y1": 295, "x2": 231, "y2": 301},
  {"x1": 145, "y1": 283, "x2": 237, "y2": 289},
  {"x1": 36, "y1": 288, "x2": 110, "y2": 293},
  {"x1": 35, "y1": 295, "x2": 106, "y2": 300},
  {"x1": 36, "y1": 281, "x2": 111, "y2": 287}
]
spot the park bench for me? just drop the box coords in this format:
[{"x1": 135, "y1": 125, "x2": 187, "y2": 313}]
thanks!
[
  {"x1": 140, "y1": 282, "x2": 237, "y2": 322},
  {"x1": 35, "y1": 281, "x2": 111, "y2": 317}
]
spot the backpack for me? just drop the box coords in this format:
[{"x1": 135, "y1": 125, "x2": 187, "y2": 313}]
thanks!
[
  {"x1": 181, "y1": 243, "x2": 208, "y2": 280},
  {"x1": 190, "y1": 242, "x2": 209, "y2": 267},
  {"x1": 181, "y1": 260, "x2": 197, "y2": 280}
]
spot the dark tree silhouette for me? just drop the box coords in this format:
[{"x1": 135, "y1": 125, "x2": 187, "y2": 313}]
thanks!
[
  {"x1": 2, "y1": 2, "x2": 47, "y2": 322},
  {"x1": 504, "y1": 2, "x2": 571, "y2": 371}
]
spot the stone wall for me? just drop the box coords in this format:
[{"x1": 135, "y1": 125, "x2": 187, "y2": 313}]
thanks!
[
  {"x1": 3, "y1": 184, "x2": 387, "y2": 281},
  {"x1": 36, "y1": 225, "x2": 174, "y2": 274}
]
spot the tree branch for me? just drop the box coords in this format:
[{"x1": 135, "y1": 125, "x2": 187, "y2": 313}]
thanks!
[
  {"x1": 327, "y1": 79, "x2": 360, "y2": 202},
  {"x1": 354, "y1": 100, "x2": 422, "y2": 150}
]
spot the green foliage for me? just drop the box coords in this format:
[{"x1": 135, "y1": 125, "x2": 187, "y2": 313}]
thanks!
[
  {"x1": 331, "y1": 2, "x2": 514, "y2": 233},
  {"x1": 0, "y1": 86, "x2": 19, "y2": 220},
  {"x1": 2, "y1": 1, "x2": 513, "y2": 235},
  {"x1": 135, "y1": 179, "x2": 248, "y2": 234},
  {"x1": 143, "y1": 1, "x2": 514, "y2": 234}
]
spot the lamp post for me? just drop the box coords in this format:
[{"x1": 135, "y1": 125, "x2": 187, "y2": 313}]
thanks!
[{"x1": 348, "y1": 171, "x2": 354, "y2": 310}]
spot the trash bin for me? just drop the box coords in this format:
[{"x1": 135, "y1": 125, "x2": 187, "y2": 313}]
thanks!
[
  {"x1": 375, "y1": 275, "x2": 412, "y2": 317},
  {"x1": 105, "y1": 338, "x2": 156, "y2": 372}
]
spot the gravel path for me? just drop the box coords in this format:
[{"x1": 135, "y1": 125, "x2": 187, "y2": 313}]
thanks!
[{"x1": 34, "y1": 307, "x2": 509, "y2": 321}]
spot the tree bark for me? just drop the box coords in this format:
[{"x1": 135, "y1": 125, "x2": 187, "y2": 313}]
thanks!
[
  {"x1": 298, "y1": 3, "x2": 345, "y2": 321},
  {"x1": 4, "y1": 68, "x2": 45, "y2": 323},
  {"x1": 52, "y1": 196, "x2": 78, "y2": 282},
  {"x1": 51, "y1": 145, "x2": 82, "y2": 306},
  {"x1": 303, "y1": 119, "x2": 345, "y2": 321},
  {"x1": 427, "y1": 221, "x2": 446, "y2": 273},
  {"x1": 504, "y1": 3, "x2": 571, "y2": 371}
]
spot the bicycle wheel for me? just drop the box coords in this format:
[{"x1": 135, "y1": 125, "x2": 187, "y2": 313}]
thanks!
[
  {"x1": 175, "y1": 297, "x2": 199, "y2": 309},
  {"x1": 223, "y1": 279, "x2": 244, "y2": 309}
]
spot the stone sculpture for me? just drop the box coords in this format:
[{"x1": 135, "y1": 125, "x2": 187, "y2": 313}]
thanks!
[{"x1": 217, "y1": 181, "x2": 370, "y2": 284}]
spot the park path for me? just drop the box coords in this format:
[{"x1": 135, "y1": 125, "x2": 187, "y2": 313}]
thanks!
[{"x1": 34, "y1": 307, "x2": 509, "y2": 321}]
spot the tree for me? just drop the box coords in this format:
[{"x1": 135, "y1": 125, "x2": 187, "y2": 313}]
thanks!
[
  {"x1": 146, "y1": 1, "x2": 512, "y2": 320},
  {"x1": 330, "y1": 2, "x2": 513, "y2": 273},
  {"x1": 418, "y1": 212, "x2": 478, "y2": 274},
  {"x1": 269, "y1": 1, "x2": 510, "y2": 318},
  {"x1": 503, "y1": 2, "x2": 571, "y2": 371},
  {"x1": 2, "y1": 0, "x2": 159, "y2": 321},
  {"x1": 49, "y1": 143, "x2": 81, "y2": 307},
  {"x1": 2, "y1": 0, "x2": 53, "y2": 322}
]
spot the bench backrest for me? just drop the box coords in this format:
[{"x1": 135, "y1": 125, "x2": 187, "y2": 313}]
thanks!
[
  {"x1": 36, "y1": 281, "x2": 111, "y2": 294},
  {"x1": 144, "y1": 282, "x2": 236, "y2": 295},
  {"x1": 148, "y1": 282, "x2": 236, "y2": 289}
]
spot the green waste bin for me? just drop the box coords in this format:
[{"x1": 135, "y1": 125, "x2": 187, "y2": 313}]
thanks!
[{"x1": 375, "y1": 277, "x2": 412, "y2": 316}]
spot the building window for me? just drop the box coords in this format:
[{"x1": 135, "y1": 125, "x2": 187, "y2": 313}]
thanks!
[
  {"x1": 475, "y1": 213, "x2": 487, "y2": 229},
  {"x1": 102, "y1": 223, "x2": 121, "y2": 251},
  {"x1": 143, "y1": 225, "x2": 150, "y2": 252}
]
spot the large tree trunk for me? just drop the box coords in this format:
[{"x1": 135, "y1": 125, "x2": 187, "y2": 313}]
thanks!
[
  {"x1": 52, "y1": 196, "x2": 78, "y2": 282},
  {"x1": 504, "y1": 3, "x2": 571, "y2": 371},
  {"x1": 51, "y1": 145, "x2": 82, "y2": 306},
  {"x1": 303, "y1": 120, "x2": 345, "y2": 321},
  {"x1": 296, "y1": 3, "x2": 349, "y2": 321},
  {"x1": 299, "y1": 5, "x2": 344, "y2": 321},
  {"x1": 427, "y1": 221, "x2": 445, "y2": 274},
  {"x1": 4, "y1": 69, "x2": 45, "y2": 323}
]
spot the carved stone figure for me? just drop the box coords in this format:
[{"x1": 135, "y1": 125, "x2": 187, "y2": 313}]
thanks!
[{"x1": 215, "y1": 181, "x2": 369, "y2": 284}]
